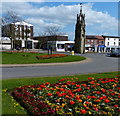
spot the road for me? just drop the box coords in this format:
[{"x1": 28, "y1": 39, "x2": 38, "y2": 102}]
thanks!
[{"x1": 2, "y1": 53, "x2": 119, "y2": 79}]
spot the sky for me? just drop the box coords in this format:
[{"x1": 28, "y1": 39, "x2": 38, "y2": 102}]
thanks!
[{"x1": 1, "y1": 2, "x2": 118, "y2": 40}]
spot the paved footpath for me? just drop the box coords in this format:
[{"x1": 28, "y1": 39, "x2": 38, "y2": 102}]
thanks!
[{"x1": 2, "y1": 53, "x2": 119, "y2": 79}]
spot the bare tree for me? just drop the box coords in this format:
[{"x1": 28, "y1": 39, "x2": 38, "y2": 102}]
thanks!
[
  {"x1": 1, "y1": 11, "x2": 23, "y2": 50},
  {"x1": 37, "y1": 32, "x2": 47, "y2": 53},
  {"x1": 44, "y1": 25, "x2": 61, "y2": 54}
]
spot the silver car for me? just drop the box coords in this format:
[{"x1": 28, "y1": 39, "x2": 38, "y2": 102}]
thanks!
[{"x1": 106, "y1": 49, "x2": 120, "y2": 57}]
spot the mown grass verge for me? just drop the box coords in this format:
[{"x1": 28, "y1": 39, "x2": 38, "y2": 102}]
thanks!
[
  {"x1": 1, "y1": 52, "x2": 85, "y2": 64},
  {"x1": 2, "y1": 71, "x2": 119, "y2": 115}
]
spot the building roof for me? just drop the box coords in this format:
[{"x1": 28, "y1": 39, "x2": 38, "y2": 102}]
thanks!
[
  {"x1": 12, "y1": 21, "x2": 33, "y2": 26},
  {"x1": 86, "y1": 35, "x2": 104, "y2": 39},
  {"x1": 0, "y1": 37, "x2": 10, "y2": 41},
  {"x1": 102, "y1": 35, "x2": 120, "y2": 38}
]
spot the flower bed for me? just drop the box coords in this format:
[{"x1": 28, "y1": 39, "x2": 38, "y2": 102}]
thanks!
[
  {"x1": 12, "y1": 77, "x2": 120, "y2": 115},
  {"x1": 36, "y1": 54, "x2": 68, "y2": 59}
]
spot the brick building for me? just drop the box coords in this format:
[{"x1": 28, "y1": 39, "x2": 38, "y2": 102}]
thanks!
[{"x1": 85, "y1": 35, "x2": 105, "y2": 52}]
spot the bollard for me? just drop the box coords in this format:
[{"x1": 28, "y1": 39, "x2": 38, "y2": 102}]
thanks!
[{"x1": 71, "y1": 51, "x2": 74, "y2": 55}]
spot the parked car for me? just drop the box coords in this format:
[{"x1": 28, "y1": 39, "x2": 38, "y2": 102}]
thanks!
[{"x1": 106, "y1": 49, "x2": 120, "y2": 57}]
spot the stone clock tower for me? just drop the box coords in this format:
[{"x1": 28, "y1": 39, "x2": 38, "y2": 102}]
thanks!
[{"x1": 74, "y1": 4, "x2": 86, "y2": 54}]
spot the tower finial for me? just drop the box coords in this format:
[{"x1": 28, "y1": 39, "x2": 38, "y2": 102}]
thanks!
[{"x1": 80, "y1": 3, "x2": 82, "y2": 14}]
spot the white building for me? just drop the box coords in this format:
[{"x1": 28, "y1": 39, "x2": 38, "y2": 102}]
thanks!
[
  {"x1": 0, "y1": 37, "x2": 11, "y2": 49},
  {"x1": 2, "y1": 21, "x2": 34, "y2": 49},
  {"x1": 102, "y1": 36, "x2": 120, "y2": 52},
  {"x1": 47, "y1": 41, "x2": 74, "y2": 52}
]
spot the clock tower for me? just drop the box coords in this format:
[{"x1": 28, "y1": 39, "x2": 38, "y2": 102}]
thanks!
[{"x1": 74, "y1": 4, "x2": 86, "y2": 54}]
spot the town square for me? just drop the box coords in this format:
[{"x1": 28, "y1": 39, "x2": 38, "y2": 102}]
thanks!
[{"x1": 1, "y1": 1, "x2": 120, "y2": 115}]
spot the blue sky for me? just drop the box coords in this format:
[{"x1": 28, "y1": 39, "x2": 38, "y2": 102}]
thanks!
[{"x1": 2, "y1": 2, "x2": 118, "y2": 40}]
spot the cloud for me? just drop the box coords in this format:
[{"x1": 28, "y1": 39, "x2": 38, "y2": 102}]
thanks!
[{"x1": 1, "y1": 2, "x2": 118, "y2": 39}]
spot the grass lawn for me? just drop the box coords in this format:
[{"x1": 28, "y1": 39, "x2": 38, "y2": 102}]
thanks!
[
  {"x1": 2, "y1": 71, "x2": 119, "y2": 115},
  {"x1": 1, "y1": 52, "x2": 86, "y2": 64}
]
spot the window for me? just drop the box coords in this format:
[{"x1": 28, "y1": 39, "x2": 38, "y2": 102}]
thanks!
[
  {"x1": 119, "y1": 42, "x2": 120, "y2": 46},
  {"x1": 101, "y1": 41, "x2": 104, "y2": 44},
  {"x1": 87, "y1": 40, "x2": 90, "y2": 43},
  {"x1": 107, "y1": 42, "x2": 109, "y2": 46},
  {"x1": 57, "y1": 44, "x2": 64, "y2": 49},
  {"x1": 114, "y1": 42, "x2": 116, "y2": 45},
  {"x1": 108, "y1": 38, "x2": 109, "y2": 40},
  {"x1": 114, "y1": 39, "x2": 116, "y2": 41},
  {"x1": 91, "y1": 40, "x2": 93, "y2": 42}
]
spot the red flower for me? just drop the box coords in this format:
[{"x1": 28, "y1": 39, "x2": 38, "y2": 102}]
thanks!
[
  {"x1": 101, "y1": 88, "x2": 106, "y2": 93},
  {"x1": 91, "y1": 96, "x2": 97, "y2": 99},
  {"x1": 114, "y1": 105, "x2": 118, "y2": 107},
  {"x1": 70, "y1": 100, "x2": 75, "y2": 105},
  {"x1": 103, "y1": 96, "x2": 107, "y2": 99},
  {"x1": 81, "y1": 109, "x2": 86, "y2": 114},
  {"x1": 88, "y1": 77, "x2": 94, "y2": 80},
  {"x1": 56, "y1": 91, "x2": 60, "y2": 94},
  {"x1": 47, "y1": 93, "x2": 52, "y2": 96},
  {"x1": 95, "y1": 99, "x2": 101, "y2": 102},
  {"x1": 76, "y1": 95, "x2": 80, "y2": 100},
  {"x1": 45, "y1": 82, "x2": 50, "y2": 85},
  {"x1": 118, "y1": 87, "x2": 120, "y2": 90},
  {"x1": 76, "y1": 88, "x2": 82, "y2": 92},
  {"x1": 96, "y1": 91, "x2": 101, "y2": 94},
  {"x1": 87, "y1": 87, "x2": 90, "y2": 89},
  {"x1": 76, "y1": 84, "x2": 80, "y2": 87},
  {"x1": 99, "y1": 97, "x2": 103, "y2": 100},
  {"x1": 87, "y1": 96, "x2": 91, "y2": 99},
  {"x1": 104, "y1": 99, "x2": 110, "y2": 103}
]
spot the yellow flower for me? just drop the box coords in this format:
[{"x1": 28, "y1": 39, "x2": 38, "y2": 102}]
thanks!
[
  {"x1": 15, "y1": 111, "x2": 18, "y2": 113},
  {"x1": 62, "y1": 103, "x2": 65, "y2": 107},
  {"x1": 16, "y1": 103, "x2": 19, "y2": 106},
  {"x1": 88, "y1": 111, "x2": 92, "y2": 114}
]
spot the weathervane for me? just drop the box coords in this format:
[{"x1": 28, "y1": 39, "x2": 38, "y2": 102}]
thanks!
[{"x1": 80, "y1": 3, "x2": 82, "y2": 13}]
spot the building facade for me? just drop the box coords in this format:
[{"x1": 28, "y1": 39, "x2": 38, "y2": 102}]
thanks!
[
  {"x1": 1, "y1": 21, "x2": 33, "y2": 49},
  {"x1": 85, "y1": 35, "x2": 105, "y2": 52},
  {"x1": 74, "y1": 4, "x2": 86, "y2": 54},
  {"x1": 102, "y1": 35, "x2": 120, "y2": 52},
  {"x1": 33, "y1": 35, "x2": 68, "y2": 49}
]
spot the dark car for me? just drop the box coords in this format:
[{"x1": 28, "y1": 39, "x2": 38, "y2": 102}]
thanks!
[{"x1": 106, "y1": 49, "x2": 120, "y2": 57}]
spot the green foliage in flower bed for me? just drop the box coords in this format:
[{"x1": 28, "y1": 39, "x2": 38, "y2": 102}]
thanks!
[
  {"x1": 2, "y1": 71, "x2": 119, "y2": 115},
  {"x1": 1, "y1": 52, "x2": 85, "y2": 64}
]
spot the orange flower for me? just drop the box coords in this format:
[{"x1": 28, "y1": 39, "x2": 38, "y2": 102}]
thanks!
[
  {"x1": 95, "y1": 99, "x2": 101, "y2": 102},
  {"x1": 66, "y1": 95, "x2": 70, "y2": 98},
  {"x1": 37, "y1": 88, "x2": 42, "y2": 90},
  {"x1": 78, "y1": 99, "x2": 82, "y2": 102}
]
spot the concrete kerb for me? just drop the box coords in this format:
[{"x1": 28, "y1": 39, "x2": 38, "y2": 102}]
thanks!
[{"x1": 0, "y1": 57, "x2": 92, "y2": 68}]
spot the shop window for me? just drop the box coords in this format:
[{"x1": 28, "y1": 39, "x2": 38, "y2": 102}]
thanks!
[{"x1": 57, "y1": 44, "x2": 64, "y2": 49}]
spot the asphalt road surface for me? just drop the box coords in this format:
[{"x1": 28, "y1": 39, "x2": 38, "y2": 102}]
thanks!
[{"x1": 2, "y1": 53, "x2": 119, "y2": 79}]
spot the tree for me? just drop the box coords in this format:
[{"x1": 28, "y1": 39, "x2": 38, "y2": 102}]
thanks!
[
  {"x1": 37, "y1": 32, "x2": 48, "y2": 53},
  {"x1": 44, "y1": 25, "x2": 61, "y2": 54},
  {"x1": 1, "y1": 11, "x2": 23, "y2": 50}
]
